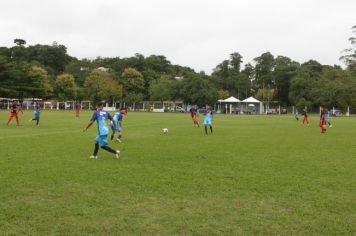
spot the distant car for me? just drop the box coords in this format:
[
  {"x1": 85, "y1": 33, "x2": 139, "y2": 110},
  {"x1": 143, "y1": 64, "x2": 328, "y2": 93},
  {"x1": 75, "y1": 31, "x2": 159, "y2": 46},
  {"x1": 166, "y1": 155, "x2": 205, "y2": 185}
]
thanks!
[{"x1": 332, "y1": 109, "x2": 342, "y2": 116}]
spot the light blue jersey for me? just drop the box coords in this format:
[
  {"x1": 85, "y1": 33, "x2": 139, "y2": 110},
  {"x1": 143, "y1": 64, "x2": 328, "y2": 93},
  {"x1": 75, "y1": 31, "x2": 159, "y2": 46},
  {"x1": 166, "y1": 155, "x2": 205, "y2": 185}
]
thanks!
[
  {"x1": 325, "y1": 111, "x2": 330, "y2": 121},
  {"x1": 91, "y1": 110, "x2": 112, "y2": 136},
  {"x1": 34, "y1": 104, "x2": 40, "y2": 118},
  {"x1": 204, "y1": 111, "x2": 213, "y2": 125},
  {"x1": 111, "y1": 112, "x2": 123, "y2": 131}
]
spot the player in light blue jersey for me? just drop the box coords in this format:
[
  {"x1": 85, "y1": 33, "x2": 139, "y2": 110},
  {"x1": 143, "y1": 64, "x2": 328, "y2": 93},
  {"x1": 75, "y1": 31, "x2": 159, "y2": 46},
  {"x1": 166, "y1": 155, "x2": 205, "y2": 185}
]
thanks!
[
  {"x1": 294, "y1": 108, "x2": 299, "y2": 121},
  {"x1": 83, "y1": 102, "x2": 120, "y2": 160},
  {"x1": 29, "y1": 102, "x2": 41, "y2": 126},
  {"x1": 325, "y1": 108, "x2": 332, "y2": 127},
  {"x1": 110, "y1": 108, "x2": 126, "y2": 142},
  {"x1": 203, "y1": 107, "x2": 213, "y2": 134}
]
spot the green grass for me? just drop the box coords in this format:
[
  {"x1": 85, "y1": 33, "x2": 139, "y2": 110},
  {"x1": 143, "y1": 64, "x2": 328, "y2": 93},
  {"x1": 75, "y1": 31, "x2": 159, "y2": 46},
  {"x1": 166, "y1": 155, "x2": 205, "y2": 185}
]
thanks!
[{"x1": 0, "y1": 110, "x2": 355, "y2": 235}]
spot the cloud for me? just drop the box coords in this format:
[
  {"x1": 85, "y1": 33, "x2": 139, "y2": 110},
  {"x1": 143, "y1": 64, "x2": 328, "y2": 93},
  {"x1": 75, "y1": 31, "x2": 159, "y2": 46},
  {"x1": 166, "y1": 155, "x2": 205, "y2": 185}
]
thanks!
[{"x1": 0, "y1": 0, "x2": 355, "y2": 73}]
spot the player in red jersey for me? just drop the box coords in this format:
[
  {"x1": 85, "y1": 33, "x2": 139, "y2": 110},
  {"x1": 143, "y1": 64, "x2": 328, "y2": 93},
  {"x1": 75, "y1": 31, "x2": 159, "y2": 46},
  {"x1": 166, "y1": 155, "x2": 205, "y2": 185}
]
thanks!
[
  {"x1": 75, "y1": 103, "x2": 80, "y2": 118},
  {"x1": 189, "y1": 105, "x2": 200, "y2": 127},
  {"x1": 6, "y1": 102, "x2": 19, "y2": 126},
  {"x1": 319, "y1": 107, "x2": 327, "y2": 133},
  {"x1": 302, "y1": 108, "x2": 309, "y2": 126}
]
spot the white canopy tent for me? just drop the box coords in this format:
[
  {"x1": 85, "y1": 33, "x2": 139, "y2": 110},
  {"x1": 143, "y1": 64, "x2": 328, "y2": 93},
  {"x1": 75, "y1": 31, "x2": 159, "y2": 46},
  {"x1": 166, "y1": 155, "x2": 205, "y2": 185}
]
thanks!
[
  {"x1": 218, "y1": 96, "x2": 241, "y2": 114},
  {"x1": 241, "y1": 97, "x2": 264, "y2": 114},
  {"x1": 223, "y1": 96, "x2": 240, "y2": 103}
]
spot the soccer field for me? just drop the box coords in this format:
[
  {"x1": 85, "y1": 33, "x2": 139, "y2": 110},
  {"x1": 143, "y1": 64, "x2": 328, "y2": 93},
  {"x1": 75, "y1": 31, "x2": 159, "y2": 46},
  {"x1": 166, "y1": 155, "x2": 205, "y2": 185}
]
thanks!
[{"x1": 0, "y1": 110, "x2": 355, "y2": 235}]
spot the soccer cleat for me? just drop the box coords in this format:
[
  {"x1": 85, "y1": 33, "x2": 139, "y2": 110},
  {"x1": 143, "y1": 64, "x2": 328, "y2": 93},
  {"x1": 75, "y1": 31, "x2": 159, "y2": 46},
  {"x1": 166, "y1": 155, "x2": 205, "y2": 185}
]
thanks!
[
  {"x1": 115, "y1": 150, "x2": 120, "y2": 159},
  {"x1": 116, "y1": 138, "x2": 122, "y2": 143},
  {"x1": 89, "y1": 155, "x2": 98, "y2": 160},
  {"x1": 329, "y1": 125, "x2": 332, "y2": 128}
]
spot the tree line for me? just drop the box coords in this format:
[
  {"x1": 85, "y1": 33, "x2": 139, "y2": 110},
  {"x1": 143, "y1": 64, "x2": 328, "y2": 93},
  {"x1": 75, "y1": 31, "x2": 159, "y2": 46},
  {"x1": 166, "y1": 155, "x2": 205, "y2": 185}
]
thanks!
[{"x1": 0, "y1": 26, "x2": 355, "y2": 110}]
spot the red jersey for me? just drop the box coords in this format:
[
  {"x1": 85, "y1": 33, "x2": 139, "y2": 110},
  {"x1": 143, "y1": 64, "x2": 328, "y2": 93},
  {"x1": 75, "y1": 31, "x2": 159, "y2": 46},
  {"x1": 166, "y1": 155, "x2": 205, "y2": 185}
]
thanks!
[
  {"x1": 320, "y1": 111, "x2": 326, "y2": 125},
  {"x1": 190, "y1": 108, "x2": 197, "y2": 118},
  {"x1": 11, "y1": 103, "x2": 18, "y2": 113}
]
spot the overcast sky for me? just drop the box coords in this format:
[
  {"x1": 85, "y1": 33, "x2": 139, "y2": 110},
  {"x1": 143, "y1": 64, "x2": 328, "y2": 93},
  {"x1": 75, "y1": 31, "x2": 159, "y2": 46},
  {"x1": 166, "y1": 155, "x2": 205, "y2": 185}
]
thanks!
[{"x1": 0, "y1": 0, "x2": 355, "y2": 73}]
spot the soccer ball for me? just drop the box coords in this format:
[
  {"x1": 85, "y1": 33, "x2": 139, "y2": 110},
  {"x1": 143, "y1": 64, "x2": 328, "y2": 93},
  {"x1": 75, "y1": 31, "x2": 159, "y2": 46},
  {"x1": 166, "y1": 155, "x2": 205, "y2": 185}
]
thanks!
[{"x1": 163, "y1": 128, "x2": 168, "y2": 134}]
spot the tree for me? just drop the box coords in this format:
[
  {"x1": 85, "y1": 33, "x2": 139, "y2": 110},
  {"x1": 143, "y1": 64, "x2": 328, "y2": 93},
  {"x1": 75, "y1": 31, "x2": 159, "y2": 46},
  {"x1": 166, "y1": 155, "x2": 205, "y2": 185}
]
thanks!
[
  {"x1": 26, "y1": 43, "x2": 71, "y2": 73},
  {"x1": 121, "y1": 68, "x2": 145, "y2": 93},
  {"x1": 230, "y1": 52, "x2": 243, "y2": 73},
  {"x1": 0, "y1": 47, "x2": 11, "y2": 59},
  {"x1": 272, "y1": 56, "x2": 300, "y2": 105},
  {"x1": 140, "y1": 69, "x2": 161, "y2": 100},
  {"x1": 84, "y1": 69, "x2": 122, "y2": 103},
  {"x1": 124, "y1": 93, "x2": 144, "y2": 108},
  {"x1": 10, "y1": 40, "x2": 27, "y2": 62},
  {"x1": 145, "y1": 55, "x2": 172, "y2": 74},
  {"x1": 253, "y1": 52, "x2": 275, "y2": 89},
  {"x1": 256, "y1": 88, "x2": 275, "y2": 107},
  {"x1": 288, "y1": 72, "x2": 317, "y2": 109},
  {"x1": 340, "y1": 25, "x2": 356, "y2": 71},
  {"x1": 1, "y1": 63, "x2": 51, "y2": 99},
  {"x1": 180, "y1": 73, "x2": 218, "y2": 106},
  {"x1": 121, "y1": 68, "x2": 145, "y2": 105},
  {"x1": 241, "y1": 63, "x2": 254, "y2": 81},
  {"x1": 217, "y1": 90, "x2": 229, "y2": 100},
  {"x1": 314, "y1": 67, "x2": 356, "y2": 109},
  {"x1": 14, "y1": 39, "x2": 26, "y2": 46},
  {"x1": 211, "y1": 52, "x2": 246, "y2": 97},
  {"x1": 300, "y1": 60, "x2": 323, "y2": 76},
  {"x1": 28, "y1": 65, "x2": 52, "y2": 98},
  {"x1": 227, "y1": 74, "x2": 251, "y2": 99},
  {"x1": 54, "y1": 73, "x2": 77, "y2": 101},
  {"x1": 65, "y1": 58, "x2": 93, "y2": 86},
  {"x1": 212, "y1": 60, "x2": 230, "y2": 89},
  {"x1": 149, "y1": 76, "x2": 173, "y2": 102},
  {"x1": 75, "y1": 87, "x2": 86, "y2": 102},
  {"x1": 0, "y1": 62, "x2": 26, "y2": 98}
]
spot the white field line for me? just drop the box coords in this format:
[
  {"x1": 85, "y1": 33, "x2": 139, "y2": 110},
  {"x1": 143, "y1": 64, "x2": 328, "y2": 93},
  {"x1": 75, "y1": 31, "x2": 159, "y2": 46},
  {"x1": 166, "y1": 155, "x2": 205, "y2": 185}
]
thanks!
[
  {"x1": 0, "y1": 122, "x2": 166, "y2": 139},
  {"x1": 0, "y1": 129, "x2": 80, "y2": 139}
]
